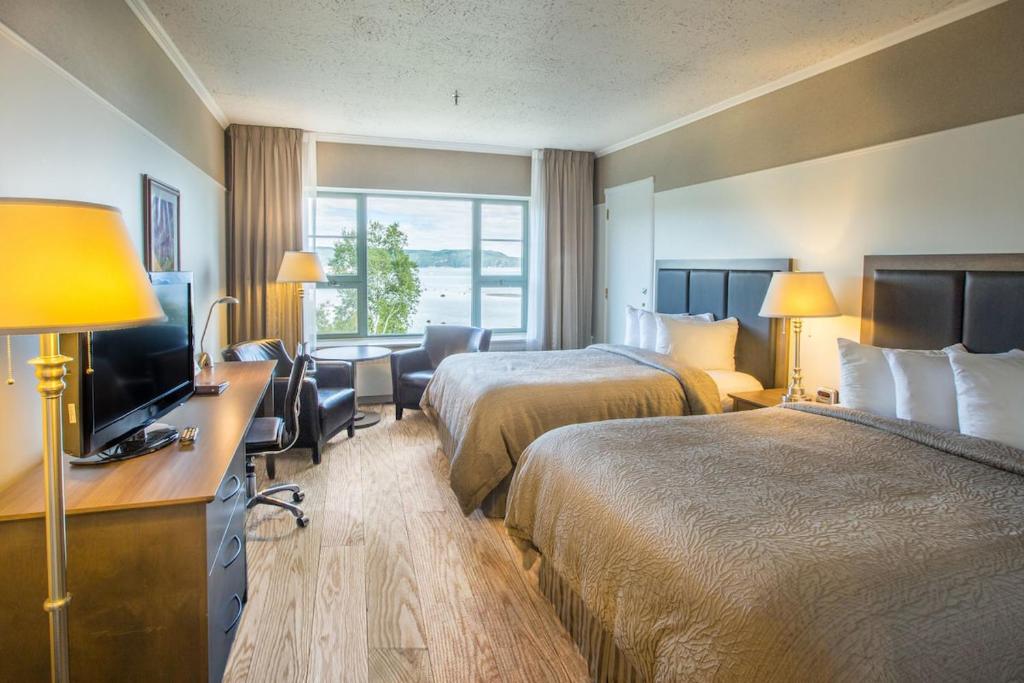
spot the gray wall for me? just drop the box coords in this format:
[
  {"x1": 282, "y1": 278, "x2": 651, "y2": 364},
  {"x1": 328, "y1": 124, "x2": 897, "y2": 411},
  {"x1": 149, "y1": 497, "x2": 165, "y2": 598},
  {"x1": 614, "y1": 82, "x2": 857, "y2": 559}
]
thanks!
[
  {"x1": 318, "y1": 142, "x2": 531, "y2": 196},
  {"x1": 0, "y1": 11, "x2": 227, "y2": 487},
  {"x1": 0, "y1": 0, "x2": 226, "y2": 183},
  {"x1": 595, "y1": 0, "x2": 1024, "y2": 202}
]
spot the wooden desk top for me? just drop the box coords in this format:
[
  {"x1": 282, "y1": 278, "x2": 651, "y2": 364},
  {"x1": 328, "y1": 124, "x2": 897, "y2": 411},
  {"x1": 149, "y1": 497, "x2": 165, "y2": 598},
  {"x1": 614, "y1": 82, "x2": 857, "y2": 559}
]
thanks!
[{"x1": 0, "y1": 361, "x2": 275, "y2": 522}]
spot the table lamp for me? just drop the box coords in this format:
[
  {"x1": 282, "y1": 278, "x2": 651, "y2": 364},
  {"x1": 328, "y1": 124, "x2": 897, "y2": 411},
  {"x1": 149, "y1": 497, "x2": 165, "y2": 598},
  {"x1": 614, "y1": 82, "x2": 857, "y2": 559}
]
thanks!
[
  {"x1": 276, "y1": 250, "x2": 327, "y2": 355},
  {"x1": 197, "y1": 296, "x2": 239, "y2": 369},
  {"x1": 0, "y1": 199, "x2": 164, "y2": 683},
  {"x1": 759, "y1": 271, "x2": 840, "y2": 402}
]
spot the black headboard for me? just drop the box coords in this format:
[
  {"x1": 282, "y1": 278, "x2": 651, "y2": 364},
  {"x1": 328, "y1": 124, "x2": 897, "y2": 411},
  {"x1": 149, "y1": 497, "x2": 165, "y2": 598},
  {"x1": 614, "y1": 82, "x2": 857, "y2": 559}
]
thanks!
[
  {"x1": 655, "y1": 258, "x2": 793, "y2": 388},
  {"x1": 862, "y1": 254, "x2": 1024, "y2": 352}
]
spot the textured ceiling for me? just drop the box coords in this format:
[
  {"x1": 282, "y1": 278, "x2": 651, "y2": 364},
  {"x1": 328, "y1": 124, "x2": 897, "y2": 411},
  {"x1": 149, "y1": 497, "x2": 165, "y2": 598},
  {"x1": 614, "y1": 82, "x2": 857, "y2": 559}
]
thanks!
[{"x1": 145, "y1": 0, "x2": 969, "y2": 151}]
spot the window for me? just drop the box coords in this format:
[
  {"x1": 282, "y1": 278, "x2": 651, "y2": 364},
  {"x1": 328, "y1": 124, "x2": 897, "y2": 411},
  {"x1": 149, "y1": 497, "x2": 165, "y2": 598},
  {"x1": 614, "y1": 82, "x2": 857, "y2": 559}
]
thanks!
[{"x1": 311, "y1": 192, "x2": 528, "y2": 338}]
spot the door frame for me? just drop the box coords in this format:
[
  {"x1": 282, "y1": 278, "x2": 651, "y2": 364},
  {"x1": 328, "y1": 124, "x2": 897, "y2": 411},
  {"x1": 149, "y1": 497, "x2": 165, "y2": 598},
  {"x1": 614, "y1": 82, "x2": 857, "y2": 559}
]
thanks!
[{"x1": 602, "y1": 177, "x2": 655, "y2": 344}]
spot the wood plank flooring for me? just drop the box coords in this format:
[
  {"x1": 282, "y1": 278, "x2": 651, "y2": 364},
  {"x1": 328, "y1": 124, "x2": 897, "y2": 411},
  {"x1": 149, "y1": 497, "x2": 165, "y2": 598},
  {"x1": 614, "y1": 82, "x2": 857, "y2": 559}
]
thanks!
[{"x1": 224, "y1": 405, "x2": 589, "y2": 683}]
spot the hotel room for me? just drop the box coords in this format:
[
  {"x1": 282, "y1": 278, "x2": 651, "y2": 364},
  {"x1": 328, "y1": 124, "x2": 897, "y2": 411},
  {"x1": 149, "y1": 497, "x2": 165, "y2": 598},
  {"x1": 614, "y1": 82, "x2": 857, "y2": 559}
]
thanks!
[{"x1": 1, "y1": 1, "x2": 1022, "y2": 681}]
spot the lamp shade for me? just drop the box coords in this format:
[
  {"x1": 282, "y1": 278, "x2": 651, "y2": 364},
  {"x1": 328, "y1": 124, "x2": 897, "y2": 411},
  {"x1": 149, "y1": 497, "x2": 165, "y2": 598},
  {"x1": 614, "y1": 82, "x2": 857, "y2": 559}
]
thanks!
[
  {"x1": 276, "y1": 250, "x2": 327, "y2": 283},
  {"x1": 759, "y1": 271, "x2": 840, "y2": 318},
  {"x1": 0, "y1": 199, "x2": 165, "y2": 334}
]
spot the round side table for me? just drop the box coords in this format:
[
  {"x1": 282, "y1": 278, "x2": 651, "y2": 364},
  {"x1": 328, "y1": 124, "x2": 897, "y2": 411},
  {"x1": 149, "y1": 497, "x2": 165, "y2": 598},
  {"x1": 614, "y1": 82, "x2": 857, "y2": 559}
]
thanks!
[{"x1": 312, "y1": 345, "x2": 392, "y2": 428}]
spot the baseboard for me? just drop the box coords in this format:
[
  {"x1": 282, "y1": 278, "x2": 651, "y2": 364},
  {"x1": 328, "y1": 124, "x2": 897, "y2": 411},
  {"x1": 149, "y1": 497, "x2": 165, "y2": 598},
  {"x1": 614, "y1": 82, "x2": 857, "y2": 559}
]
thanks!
[{"x1": 359, "y1": 394, "x2": 392, "y2": 405}]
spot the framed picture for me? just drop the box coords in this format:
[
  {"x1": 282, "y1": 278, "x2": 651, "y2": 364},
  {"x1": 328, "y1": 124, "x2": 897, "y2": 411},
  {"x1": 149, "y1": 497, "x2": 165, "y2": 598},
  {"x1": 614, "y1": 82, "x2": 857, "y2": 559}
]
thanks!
[{"x1": 143, "y1": 175, "x2": 181, "y2": 272}]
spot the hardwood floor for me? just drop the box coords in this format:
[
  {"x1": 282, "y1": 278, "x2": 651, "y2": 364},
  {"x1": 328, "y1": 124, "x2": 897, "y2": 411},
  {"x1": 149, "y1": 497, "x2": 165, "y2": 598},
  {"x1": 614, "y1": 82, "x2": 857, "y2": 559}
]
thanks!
[{"x1": 224, "y1": 405, "x2": 589, "y2": 683}]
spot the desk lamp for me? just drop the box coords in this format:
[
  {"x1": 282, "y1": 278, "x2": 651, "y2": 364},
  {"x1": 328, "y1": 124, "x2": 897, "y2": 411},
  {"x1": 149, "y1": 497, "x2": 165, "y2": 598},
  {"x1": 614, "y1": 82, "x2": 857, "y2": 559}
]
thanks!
[
  {"x1": 0, "y1": 199, "x2": 164, "y2": 683},
  {"x1": 197, "y1": 296, "x2": 239, "y2": 369},
  {"x1": 759, "y1": 271, "x2": 840, "y2": 402}
]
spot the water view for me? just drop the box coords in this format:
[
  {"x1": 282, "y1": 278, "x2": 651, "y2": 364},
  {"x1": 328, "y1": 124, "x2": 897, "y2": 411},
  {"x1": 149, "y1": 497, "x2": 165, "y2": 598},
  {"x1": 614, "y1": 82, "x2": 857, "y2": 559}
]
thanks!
[
  {"x1": 313, "y1": 195, "x2": 526, "y2": 336},
  {"x1": 411, "y1": 266, "x2": 522, "y2": 331}
]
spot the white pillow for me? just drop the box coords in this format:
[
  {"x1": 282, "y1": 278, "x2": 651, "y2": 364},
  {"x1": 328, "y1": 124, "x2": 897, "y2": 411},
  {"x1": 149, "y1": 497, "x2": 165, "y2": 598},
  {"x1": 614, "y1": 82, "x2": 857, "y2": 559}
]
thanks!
[
  {"x1": 624, "y1": 305, "x2": 642, "y2": 347},
  {"x1": 655, "y1": 316, "x2": 739, "y2": 371},
  {"x1": 637, "y1": 309, "x2": 714, "y2": 351},
  {"x1": 882, "y1": 345, "x2": 964, "y2": 430},
  {"x1": 838, "y1": 338, "x2": 897, "y2": 417},
  {"x1": 946, "y1": 347, "x2": 1024, "y2": 450}
]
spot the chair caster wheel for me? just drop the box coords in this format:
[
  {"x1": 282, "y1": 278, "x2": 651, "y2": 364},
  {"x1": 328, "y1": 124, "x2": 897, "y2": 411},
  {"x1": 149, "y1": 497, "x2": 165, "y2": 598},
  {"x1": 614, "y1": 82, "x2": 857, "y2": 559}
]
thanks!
[
  {"x1": 296, "y1": 516, "x2": 310, "y2": 528},
  {"x1": 292, "y1": 491, "x2": 305, "y2": 503}
]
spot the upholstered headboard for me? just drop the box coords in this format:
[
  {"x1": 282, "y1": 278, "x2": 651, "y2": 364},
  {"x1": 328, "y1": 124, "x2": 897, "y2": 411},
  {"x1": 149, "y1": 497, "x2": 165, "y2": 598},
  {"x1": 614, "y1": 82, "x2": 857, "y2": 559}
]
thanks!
[
  {"x1": 862, "y1": 254, "x2": 1024, "y2": 351},
  {"x1": 655, "y1": 258, "x2": 793, "y2": 388}
]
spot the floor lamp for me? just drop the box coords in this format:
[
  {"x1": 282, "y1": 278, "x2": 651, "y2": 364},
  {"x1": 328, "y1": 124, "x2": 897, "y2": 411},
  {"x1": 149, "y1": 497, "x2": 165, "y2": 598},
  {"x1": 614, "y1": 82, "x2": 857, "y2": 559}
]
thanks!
[
  {"x1": 759, "y1": 271, "x2": 840, "y2": 402},
  {"x1": 0, "y1": 199, "x2": 164, "y2": 683},
  {"x1": 276, "y1": 250, "x2": 327, "y2": 356}
]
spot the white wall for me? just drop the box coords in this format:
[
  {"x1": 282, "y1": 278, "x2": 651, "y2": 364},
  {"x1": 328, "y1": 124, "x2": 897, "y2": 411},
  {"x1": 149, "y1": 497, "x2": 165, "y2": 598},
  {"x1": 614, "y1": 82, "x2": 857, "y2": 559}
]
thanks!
[
  {"x1": 645, "y1": 113, "x2": 1024, "y2": 390},
  {"x1": 0, "y1": 30, "x2": 226, "y2": 486}
]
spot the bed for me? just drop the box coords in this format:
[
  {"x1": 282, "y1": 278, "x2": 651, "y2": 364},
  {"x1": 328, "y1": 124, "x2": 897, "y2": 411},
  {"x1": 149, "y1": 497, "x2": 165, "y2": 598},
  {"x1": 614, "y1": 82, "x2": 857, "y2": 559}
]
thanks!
[
  {"x1": 422, "y1": 258, "x2": 792, "y2": 517},
  {"x1": 505, "y1": 253, "x2": 1024, "y2": 681}
]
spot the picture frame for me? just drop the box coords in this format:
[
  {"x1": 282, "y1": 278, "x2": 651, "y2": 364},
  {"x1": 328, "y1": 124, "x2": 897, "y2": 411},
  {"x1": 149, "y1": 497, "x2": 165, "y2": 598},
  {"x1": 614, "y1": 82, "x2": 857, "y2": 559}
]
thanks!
[{"x1": 143, "y1": 175, "x2": 181, "y2": 272}]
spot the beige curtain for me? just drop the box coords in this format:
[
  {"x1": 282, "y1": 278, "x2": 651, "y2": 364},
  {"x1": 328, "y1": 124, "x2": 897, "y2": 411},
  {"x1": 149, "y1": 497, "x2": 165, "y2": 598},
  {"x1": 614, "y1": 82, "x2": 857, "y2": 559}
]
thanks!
[
  {"x1": 226, "y1": 125, "x2": 304, "y2": 350},
  {"x1": 541, "y1": 149, "x2": 594, "y2": 350}
]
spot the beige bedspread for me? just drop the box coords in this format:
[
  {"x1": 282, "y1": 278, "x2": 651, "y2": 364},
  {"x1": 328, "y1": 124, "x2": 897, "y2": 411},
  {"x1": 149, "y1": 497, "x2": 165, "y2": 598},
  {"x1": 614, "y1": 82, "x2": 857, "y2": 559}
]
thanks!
[
  {"x1": 505, "y1": 404, "x2": 1024, "y2": 681},
  {"x1": 421, "y1": 344, "x2": 721, "y2": 517}
]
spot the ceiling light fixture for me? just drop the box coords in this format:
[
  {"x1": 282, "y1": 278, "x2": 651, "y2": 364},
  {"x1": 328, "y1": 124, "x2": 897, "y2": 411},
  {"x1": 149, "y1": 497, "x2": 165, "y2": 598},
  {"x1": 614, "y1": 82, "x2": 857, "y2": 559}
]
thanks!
[{"x1": 453, "y1": 89, "x2": 460, "y2": 106}]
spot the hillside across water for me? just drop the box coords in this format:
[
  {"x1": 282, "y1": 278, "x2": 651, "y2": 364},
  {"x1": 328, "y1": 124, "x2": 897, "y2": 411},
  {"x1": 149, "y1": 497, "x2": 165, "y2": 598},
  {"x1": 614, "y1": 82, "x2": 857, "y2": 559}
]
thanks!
[{"x1": 406, "y1": 249, "x2": 518, "y2": 268}]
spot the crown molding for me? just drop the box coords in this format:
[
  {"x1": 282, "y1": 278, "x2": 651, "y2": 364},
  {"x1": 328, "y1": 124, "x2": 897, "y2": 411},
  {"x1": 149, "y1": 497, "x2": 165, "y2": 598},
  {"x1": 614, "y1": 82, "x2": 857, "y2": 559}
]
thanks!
[
  {"x1": 315, "y1": 131, "x2": 531, "y2": 157},
  {"x1": 596, "y1": 0, "x2": 1009, "y2": 157},
  {"x1": 0, "y1": 20, "x2": 225, "y2": 189},
  {"x1": 124, "y1": 0, "x2": 229, "y2": 129}
]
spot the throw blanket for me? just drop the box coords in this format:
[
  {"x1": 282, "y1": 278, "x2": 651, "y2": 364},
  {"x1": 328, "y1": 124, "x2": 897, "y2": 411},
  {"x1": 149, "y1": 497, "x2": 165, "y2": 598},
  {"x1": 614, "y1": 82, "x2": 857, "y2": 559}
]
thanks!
[
  {"x1": 505, "y1": 405, "x2": 1024, "y2": 681},
  {"x1": 421, "y1": 344, "x2": 721, "y2": 517}
]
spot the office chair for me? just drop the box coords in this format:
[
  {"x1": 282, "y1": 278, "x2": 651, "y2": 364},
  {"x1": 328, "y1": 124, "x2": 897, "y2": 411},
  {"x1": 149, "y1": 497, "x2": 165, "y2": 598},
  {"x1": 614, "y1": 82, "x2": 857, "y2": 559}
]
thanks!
[
  {"x1": 223, "y1": 338, "x2": 356, "y2": 467},
  {"x1": 243, "y1": 353, "x2": 310, "y2": 528}
]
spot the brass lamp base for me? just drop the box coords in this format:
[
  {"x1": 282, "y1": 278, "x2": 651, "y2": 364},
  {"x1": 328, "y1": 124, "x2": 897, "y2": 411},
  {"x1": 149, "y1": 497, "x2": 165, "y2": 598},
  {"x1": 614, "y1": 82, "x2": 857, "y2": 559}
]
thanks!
[
  {"x1": 783, "y1": 317, "x2": 807, "y2": 403},
  {"x1": 781, "y1": 386, "x2": 808, "y2": 403},
  {"x1": 28, "y1": 332, "x2": 73, "y2": 683}
]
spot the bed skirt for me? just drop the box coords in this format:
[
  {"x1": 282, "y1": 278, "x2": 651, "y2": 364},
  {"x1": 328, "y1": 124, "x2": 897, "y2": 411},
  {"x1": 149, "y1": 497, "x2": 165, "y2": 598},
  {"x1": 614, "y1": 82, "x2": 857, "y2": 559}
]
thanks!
[{"x1": 538, "y1": 557, "x2": 646, "y2": 683}]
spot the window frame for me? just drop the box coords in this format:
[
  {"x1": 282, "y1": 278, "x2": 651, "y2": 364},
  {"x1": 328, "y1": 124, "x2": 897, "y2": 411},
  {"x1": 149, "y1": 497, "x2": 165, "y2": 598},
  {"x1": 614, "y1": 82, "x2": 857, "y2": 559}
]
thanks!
[{"x1": 312, "y1": 189, "x2": 529, "y2": 340}]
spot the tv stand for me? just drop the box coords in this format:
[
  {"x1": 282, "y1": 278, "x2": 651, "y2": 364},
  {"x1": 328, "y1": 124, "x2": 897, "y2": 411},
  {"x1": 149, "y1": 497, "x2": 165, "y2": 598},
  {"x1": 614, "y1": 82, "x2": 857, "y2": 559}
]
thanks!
[{"x1": 69, "y1": 422, "x2": 179, "y2": 466}]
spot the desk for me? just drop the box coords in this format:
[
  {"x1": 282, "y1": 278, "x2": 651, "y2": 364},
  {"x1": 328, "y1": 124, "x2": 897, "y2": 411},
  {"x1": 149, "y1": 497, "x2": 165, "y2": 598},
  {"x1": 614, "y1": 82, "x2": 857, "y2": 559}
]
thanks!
[
  {"x1": 0, "y1": 360, "x2": 275, "y2": 683},
  {"x1": 313, "y1": 345, "x2": 391, "y2": 428}
]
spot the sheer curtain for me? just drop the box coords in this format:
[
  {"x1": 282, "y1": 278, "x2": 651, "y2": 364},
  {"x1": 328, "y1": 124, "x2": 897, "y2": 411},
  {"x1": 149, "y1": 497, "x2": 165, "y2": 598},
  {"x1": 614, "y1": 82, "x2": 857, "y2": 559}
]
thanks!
[
  {"x1": 300, "y1": 131, "x2": 318, "y2": 352},
  {"x1": 526, "y1": 149, "x2": 547, "y2": 350}
]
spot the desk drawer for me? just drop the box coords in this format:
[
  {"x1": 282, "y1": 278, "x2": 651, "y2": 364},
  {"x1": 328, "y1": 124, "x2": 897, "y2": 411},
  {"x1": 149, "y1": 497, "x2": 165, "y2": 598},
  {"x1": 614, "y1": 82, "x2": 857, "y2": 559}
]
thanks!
[
  {"x1": 206, "y1": 448, "x2": 244, "y2": 571},
  {"x1": 208, "y1": 493, "x2": 247, "y2": 683}
]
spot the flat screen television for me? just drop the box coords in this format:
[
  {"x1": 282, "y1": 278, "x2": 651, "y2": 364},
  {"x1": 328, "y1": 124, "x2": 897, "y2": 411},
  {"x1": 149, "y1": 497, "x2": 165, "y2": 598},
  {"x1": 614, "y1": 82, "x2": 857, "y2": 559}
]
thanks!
[{"x1": 62, "y1": 271, "x2": 195, "y2": 461}]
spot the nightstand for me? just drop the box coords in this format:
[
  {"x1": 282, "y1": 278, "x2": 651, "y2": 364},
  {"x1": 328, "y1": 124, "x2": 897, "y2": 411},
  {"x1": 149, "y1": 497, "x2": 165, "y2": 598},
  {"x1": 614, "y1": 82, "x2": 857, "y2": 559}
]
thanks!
[{"x1": 728, "y1": 387, "x2": 789, "y2": 411}]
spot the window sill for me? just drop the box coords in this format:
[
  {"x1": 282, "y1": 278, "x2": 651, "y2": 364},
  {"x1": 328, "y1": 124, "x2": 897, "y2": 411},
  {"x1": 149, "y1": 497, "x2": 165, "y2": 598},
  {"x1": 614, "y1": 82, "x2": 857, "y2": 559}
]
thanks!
[{"x1": 315, "y1": 333, "x2": 526, "y2": 351}]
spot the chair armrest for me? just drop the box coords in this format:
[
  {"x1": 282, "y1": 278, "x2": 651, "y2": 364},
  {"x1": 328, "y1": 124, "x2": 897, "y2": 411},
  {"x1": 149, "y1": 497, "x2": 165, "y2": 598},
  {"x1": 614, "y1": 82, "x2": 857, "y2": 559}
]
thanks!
[
  {"x1": 271, "y1": 377, "x2": 290, "y2": 416},
  {"x1": 390, "y1": 347, "x2": 431, "y2": 397},
  {"x1": 312, "y1": 360, "x2": 354, "y2": 390},
  {"x1": 391, "y1": 347, "x2": 432, "y2": 375},
  {"x1": 272, "y1": 376, "x2": 320, "y2": 415},
  {"x1": 273, "y1": 376, "x2": 322, "y2": 444}
]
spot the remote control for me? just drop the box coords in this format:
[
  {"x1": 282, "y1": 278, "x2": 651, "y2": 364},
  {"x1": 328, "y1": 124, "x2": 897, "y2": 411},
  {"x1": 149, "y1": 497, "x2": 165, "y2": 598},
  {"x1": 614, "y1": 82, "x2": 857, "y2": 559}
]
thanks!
[{"x1": 179, "y1": 426, "x2": 199, "y2": 446}]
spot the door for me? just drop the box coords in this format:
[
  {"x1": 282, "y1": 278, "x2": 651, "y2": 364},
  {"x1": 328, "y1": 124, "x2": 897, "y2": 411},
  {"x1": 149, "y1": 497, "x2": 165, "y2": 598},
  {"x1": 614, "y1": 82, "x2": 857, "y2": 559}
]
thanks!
[{"x1": 604, "y1": 177, "x2": 654, "y2": 344}]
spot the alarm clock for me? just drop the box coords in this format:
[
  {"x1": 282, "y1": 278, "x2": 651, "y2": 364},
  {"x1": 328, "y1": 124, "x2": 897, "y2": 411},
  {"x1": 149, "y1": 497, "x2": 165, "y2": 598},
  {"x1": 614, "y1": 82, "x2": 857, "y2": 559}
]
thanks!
[{"x1": 815, "y1": 387, "x2": 839, "y2": 405}]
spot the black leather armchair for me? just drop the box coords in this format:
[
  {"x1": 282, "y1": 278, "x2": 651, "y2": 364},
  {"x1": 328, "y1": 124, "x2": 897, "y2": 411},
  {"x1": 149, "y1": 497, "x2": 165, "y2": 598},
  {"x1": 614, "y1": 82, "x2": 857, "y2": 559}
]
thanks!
[
  {"x1": 222, "y1": 339, "x2": 356, "y2": 468},
  {"x1": 390, "y1": 325, "x2": 491, "y2": 420}
]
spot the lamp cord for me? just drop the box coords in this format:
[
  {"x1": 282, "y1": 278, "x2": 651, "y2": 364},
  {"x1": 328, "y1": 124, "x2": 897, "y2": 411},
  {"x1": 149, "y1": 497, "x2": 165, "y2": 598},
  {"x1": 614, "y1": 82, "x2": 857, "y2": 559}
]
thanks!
[{"x1": 5, "y1": 335, "x2": 13, "y2": 385}]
